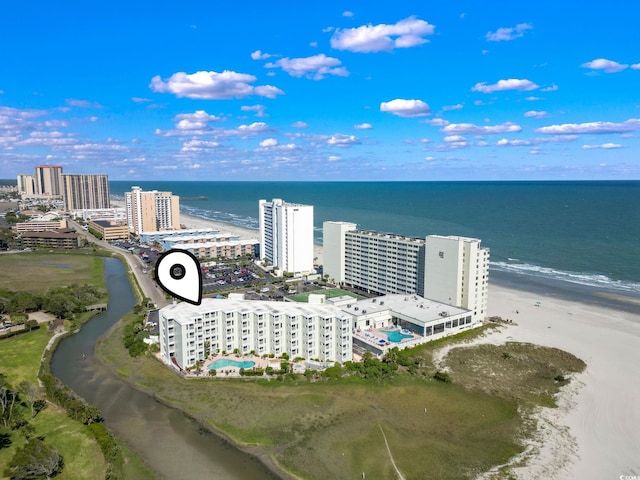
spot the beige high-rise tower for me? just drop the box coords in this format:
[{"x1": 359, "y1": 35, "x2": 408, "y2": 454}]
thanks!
[
  {"x1": 34, "y1": 165, "x2": 63, "y2": 196},
  {"x1": 125, "y1": 186, "x2": 180, "y2": 235}
]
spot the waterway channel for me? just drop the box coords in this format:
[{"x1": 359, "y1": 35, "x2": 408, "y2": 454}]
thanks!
[{"x1": 50, "y1": 257, "x2": 278, "y2": 480}]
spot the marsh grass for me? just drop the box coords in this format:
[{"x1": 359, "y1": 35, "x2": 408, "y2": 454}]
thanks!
[{"x1": 0, "y1": 251, "x2": 103, "y2": 292}]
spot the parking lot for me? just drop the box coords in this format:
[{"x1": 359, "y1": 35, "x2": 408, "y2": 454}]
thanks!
[
  {"x1": 202, "y1": 261, "x2": 272, "y2": 293},
  {"x1": 109, "y1": 240, "x2": 324, "y2": 301}
]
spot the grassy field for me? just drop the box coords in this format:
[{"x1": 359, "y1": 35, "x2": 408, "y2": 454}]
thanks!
[
  {"x1": 97, "y1": 321, "x2": 585, "y2": 480},
  {"x1": 0, "y1": 328, "x2": 106, "y2": 479},
  {"x1": 0, "y1": 251, "x2": 104, "y2": 292}
]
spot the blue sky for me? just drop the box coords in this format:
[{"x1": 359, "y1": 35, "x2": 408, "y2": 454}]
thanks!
[{"x1": 2, "y1": 1, "x2": 639, "y2": 181}]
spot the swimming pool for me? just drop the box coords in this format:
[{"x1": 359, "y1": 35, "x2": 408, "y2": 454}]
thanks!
[
  {"x1": 382, "y1": 329, "x2": 412, "y2": 343},
  {"x1": 208, "y1": 359, "x2": 256, "y2": 370}
]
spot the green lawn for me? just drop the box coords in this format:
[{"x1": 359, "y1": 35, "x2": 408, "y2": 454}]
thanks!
[
  {"x1": 0, "y1": 251, "x2": 104, "y2": 292},
  {"x1": 0, "y1": 327, "x2": 50, "y2": 385}
]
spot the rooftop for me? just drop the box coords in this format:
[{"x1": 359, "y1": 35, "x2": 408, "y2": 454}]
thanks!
[
  {"x1": 342, "y1": 294, "x2": 469, "y2": 325},
  {"x1": 160, "y1": 297, "x2": 351, "y2": 325}
]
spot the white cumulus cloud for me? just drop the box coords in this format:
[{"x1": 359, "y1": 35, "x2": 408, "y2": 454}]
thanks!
[
  {"x1": 241, "y1": 104, "x2": 267, "y2": 117},
  {"x1": 266, "y1": 54, "x2": 349, "y2": 80},
  {"x1": 443, "y1": 135, "x2": 465, "y2": 142},
  {"x1": 582, "y1": 143, "x2": 622, "y2": 149},
  {"x1": 442, "y1": 122, "x2": 521, "y2": 135},
  {"x1": 581, "y1": 58, "x2": 628, "y2": 73},
  {"x1": 181, "y1": 139, "x2": 220, "y2": 152},
  {"x1": 173, "y1": 110, "x2": 223, "y2": 130},
  {"x1": 354, "y1": 123, "x2": 372, "y2": 129},
  {"x1": 426, "y1": 118, "x2": 449, "y2": 126},
  {"x1": 380, "y1": 99, "x2": 431, "y2": 118},
  {"x1": 259, "y1": 138, "x2": 278, "y2": 147},
  {"x1": 251, "y1": 50, "x2": 274, "y2": 60},
  {"x1": 486, "y1": 23, "x2": 532, "y2": 42},
  {"x1": 149, "y1": 70, "x2": 284, "y2": 99},
  {"x1": 536, "y1": 119, "x2": 640, "y2": 134},
  {"x1": 442, "y1": 103, "x2": 463, "y2": 111},
  {"x1": 472, "y1": 78, "x2": 539, "y2": 93},
  {"x1": 331, "y1": 16, "x2": 435, "y2": 53},
  {"x1": 327, "y1": 134, "x2": 361, "y2": 146},
  {"x1": 524, "y1": 110, "x2": 549, "y2": 118},
  {"x1": 291, "y1": 121, "x2": 308, "y2": 128}
]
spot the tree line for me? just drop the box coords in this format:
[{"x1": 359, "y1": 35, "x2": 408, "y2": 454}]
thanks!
[{"x1": 0, "y1": 284, "x2": 106, "y2": 324}]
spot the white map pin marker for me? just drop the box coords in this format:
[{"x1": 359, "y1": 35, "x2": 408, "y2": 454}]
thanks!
[{"x1": 155, "y1": 249, "x2": 202, "y2": 305}]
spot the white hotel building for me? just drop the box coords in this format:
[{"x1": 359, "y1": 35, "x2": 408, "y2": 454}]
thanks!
[
  {"x1": 259, "y1": 198, "x2": 314, "y2": 275},
  {"x1": 159, "y1": 296, "x2": 353, "y2": 369},
  {"x1": 323, "y1": 222, "x2": 489, "y2": 323}
]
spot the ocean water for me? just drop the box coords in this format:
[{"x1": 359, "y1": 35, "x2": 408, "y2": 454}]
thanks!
[{"x1": 111, "y1": 181, "x2": 640, "y2": 311}]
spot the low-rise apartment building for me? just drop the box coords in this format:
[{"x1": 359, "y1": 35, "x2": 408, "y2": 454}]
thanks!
[
  {"x1": 18, "y1": 228, "x2": 80, "y2": 249},
  {"x1": 88, "y1": 219, "x2": 130, "y2": 241},
  {"x1": 159, "y1": 296, "x2": 353, "y2": 369},
  {"x1": 15, "y1": 219, "x2": 67, "y2": 232}
]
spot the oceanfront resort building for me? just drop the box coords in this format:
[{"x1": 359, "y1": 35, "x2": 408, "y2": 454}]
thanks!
[
  {"x1": 159, "y1": 292, "x2": 480, "y2": 369},
  {"x1": 62, "y1": 173, "x2": 110, "y2": 211},
  {"x1": 159, "y1": 295, "x2": 353, "y2": 369},
  {"x1": 125, "y1": 186, "x2": 180, "y2": 235},
  {"x1": 259, "y1": 198, "x2": 314, "y2": 275},
  {"x1": 323, "y1": 222, "x2": 489, "y2": 323}
]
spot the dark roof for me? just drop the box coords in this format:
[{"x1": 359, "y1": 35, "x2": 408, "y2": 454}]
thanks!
[
  {"x1": 93, "y1": 220, "x2": 114, "y2": 227},
  {"x1": 20, "y1": 229, "x2": 78, "y2": 239}
]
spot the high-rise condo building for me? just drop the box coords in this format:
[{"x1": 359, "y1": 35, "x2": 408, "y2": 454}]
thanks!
[
  {"x1": 125, "y1": 186, "x2": 180, "y2": 235},
  {"x1": 423, "y1": 235, "x2": 489, "y2": 320},
  {"x1": 16, "y1": 174, "x2": 35, "y2": 195},
  {"x1": 62, "y1": 174, "x2": 110, "y2": 211},
  {"x1": 323, "y1": 222, "x2": 489, "y2": 322},
  {"x1": 34, "y1": 165, "x2": 63, "y2": 196},
  {"x1": 259, "y1": 198, "x2": 314, "y2": 274},
  {"x1": 323, "y1": 221, "x2": 426, "y2": 294}
]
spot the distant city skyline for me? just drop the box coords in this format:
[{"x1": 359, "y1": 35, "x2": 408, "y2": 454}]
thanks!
[{"x1": 1, "y1": 1, "x2": 639, "y2": 181}]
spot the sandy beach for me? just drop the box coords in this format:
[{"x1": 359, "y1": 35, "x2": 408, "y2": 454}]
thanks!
[
  {"x1": 113, "y1": 200, "x2": 640, "y2": 477},
  {"x1": 484, "y1": 284, "x2": 640, "y2": 479}
]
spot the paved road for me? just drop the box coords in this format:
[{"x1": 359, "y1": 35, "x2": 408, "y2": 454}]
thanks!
[{"x1": 68, "y1": 220, "x2": 170, "y2": 308}]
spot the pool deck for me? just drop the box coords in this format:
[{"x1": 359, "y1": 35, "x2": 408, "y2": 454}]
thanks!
[{"x1": 353, "y1": 326, "x2": 425, "y2": 352}]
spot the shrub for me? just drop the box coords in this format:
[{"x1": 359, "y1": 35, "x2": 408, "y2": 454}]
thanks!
[{"x1": 433, "y1": 371, "x2": 452, "y2": 383}]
